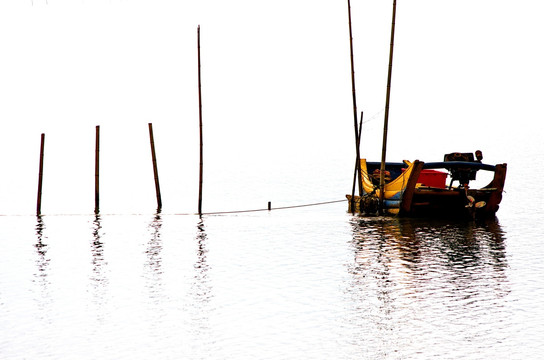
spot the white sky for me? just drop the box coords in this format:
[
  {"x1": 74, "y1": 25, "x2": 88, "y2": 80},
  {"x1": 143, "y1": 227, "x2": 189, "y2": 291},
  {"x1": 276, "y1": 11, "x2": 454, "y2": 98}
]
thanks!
[{"x1": 1, "y1": 0, "x2": 543, "y2": 214}]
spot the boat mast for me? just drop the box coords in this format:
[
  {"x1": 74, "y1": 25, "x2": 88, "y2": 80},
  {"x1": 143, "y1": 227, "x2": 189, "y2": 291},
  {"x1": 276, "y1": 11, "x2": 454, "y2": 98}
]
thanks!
[
  {"x1": 379, "y1": 0, "x2": 397, "y2": 214},
  {"x1": 347, "y1": 0, "x2": 363, "y2": 200}
]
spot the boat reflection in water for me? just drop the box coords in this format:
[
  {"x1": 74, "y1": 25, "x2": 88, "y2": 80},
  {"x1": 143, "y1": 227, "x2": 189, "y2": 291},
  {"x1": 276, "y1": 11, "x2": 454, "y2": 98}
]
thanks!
[{"x1": 345, "y1": 216, "x2": 511, "y2": 358}]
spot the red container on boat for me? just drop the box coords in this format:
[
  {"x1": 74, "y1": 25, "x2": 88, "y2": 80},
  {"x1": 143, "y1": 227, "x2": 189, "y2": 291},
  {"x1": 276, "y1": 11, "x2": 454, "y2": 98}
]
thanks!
[{"x1": 417, "y1": 169, "x2": 447, "y2": 188}]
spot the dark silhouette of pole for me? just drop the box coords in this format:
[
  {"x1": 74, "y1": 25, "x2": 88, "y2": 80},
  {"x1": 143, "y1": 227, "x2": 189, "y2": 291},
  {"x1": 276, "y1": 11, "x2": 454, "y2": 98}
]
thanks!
[
  {"x1": 379, "y1": 0, "x2": 397, "y2": 214},
  {"x1": 347, "y1": 0, "x2": 363, "y2": 206},
  {"x1": 197, "y1": 25, "x2": 204, "y2": 216},
  {"x1": 148, "y1": 123, "x2": 162, "y2": 211},
  {"x1": 95, "y1": 125, "x2": 100, "y2": 214},
  {"x1": 36, "y1": 133, "x2": 45, "y2": 215},
  {"x1": 351, "y1": 111, "x2": 364, "y2": 212}
]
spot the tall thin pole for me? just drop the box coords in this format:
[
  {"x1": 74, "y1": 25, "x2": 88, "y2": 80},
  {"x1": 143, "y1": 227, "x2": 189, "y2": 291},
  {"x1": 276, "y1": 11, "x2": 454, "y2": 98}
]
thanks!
[
  {"x1": 148, "y1": 123, "x2": 162, "y2": 211},
  {"x1": 197, "y1": 25, "x2": 204, "y2": 216},
  {"x1": 36, "y1": 133, "x2": 45, "y2": 216},
  {"x1": 347, "y1": 0, "x2": 363, "y2": 200},
  {"x1": 379, "y1": 0, "x2": 397, "y2": 214},
  {"x1": 351, "y1": 111, "x2": 364, "y2": 212},
  {"x1": 95, "y1": 125, "x2": 100, "y2": 214}
]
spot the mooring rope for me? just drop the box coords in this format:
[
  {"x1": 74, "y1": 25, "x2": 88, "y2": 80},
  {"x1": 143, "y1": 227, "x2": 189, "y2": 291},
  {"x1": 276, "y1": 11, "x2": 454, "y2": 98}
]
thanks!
[
  {"x1": 192, "y1": 199, "x2": 347, "y2": 216},
  {"x1": 1, "y1": 199, "x2": 347, "y2": 217}
]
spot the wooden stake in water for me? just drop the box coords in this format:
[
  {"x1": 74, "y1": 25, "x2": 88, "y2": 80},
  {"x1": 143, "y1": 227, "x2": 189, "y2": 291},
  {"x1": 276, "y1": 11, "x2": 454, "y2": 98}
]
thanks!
[
  {"x1": 351, "y1": 111, "x2": 364, "y2": 212},
  {"x1": 95, "y1": 125, "x2": 100, "y2": 214},
  {"x1": 379, "y1": 0, "x2": 397, "y2": 214},
  {"x1": 347, "y1": 0, "x2": 363, "y2": 202},
  {"x1": 148, "y1": 123, "x2": 162, "y2": 211},
  {"x1": 36, "y1": 133, "x2": 45, "y2": 216},
  {"x1": 197, "y1": 25, "x2": 204, "y2": 216}
]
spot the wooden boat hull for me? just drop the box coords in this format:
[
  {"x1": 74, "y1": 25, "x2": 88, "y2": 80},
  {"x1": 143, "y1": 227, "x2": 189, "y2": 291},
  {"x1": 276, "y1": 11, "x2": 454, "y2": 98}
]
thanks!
[{"x1": 347, "y1": 160, "x2": 507, "y2": 219}]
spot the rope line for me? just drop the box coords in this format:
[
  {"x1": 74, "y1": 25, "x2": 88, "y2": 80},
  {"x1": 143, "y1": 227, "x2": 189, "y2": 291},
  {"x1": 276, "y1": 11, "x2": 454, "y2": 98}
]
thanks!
[
  {"x1": 0, "y1": 199, "x2": 347, "y2": 217},
  {"x1": 197, "y1": 199, "x2": 346, "y2": 216}
]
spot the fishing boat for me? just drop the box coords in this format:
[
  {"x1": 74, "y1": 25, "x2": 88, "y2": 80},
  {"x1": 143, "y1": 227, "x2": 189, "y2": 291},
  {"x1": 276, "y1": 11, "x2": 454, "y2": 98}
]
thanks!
[
  {"x1": 346, "y1": 151, "x2": 507, "y2": 218},
  {"x1": 344, "y1": 1, "x2": 507, "y2": 218}
]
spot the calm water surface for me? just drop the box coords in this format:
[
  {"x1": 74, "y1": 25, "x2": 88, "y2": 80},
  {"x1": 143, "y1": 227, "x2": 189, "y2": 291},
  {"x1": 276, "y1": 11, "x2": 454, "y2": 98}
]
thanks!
[{"x1": 1, "y1": 202, "x2": 543, "y2": 359}]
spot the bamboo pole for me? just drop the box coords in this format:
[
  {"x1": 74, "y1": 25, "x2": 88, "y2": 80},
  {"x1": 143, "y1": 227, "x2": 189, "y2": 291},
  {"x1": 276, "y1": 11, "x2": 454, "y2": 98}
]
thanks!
[
  {"x1": 36, "y1": 133, "x2": 45, "y2": 216},
  {"x1": 379, "y1": 0, "x2": 397, "y2": 214},
  {"x1": 351, "y1": 111, "x2": 364, "y2": 212},
  {"x1": 197, "y1": 25, "x2": 204, "y2": 216},
  {"x1": 347, "y1": 0, "x2": 363, "y2": 205},
  {"x1": 95, "y1": 125, "x2": 100, "y2": 214},
  {"x1": 148, "y1": 123, "x2": 162, "y2": 211}
]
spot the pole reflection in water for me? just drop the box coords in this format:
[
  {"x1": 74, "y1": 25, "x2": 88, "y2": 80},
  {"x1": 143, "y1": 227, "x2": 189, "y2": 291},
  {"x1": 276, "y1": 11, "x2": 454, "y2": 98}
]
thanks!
[
  {"x1": 190, "y1": 217, "x2": 214, "y2": 355},
  {"x1": 90, "y1": 214, "x2": 109, "y2": 322},
  {"x1": 33, "y1": 215, "x2": 51, "y2": 315},
  {"x1": 346, "y1": 216, "x2": 511, "y2": 358},
  {"x1": 145, "y1": 212, "x2": 164, "y2": 306}
]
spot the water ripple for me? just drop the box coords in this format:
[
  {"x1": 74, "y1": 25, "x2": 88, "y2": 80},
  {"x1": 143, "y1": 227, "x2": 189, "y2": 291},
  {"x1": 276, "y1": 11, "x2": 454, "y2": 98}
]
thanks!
[{"x1": 1, "y1": 212, "x2": 543, "y2": 359}]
